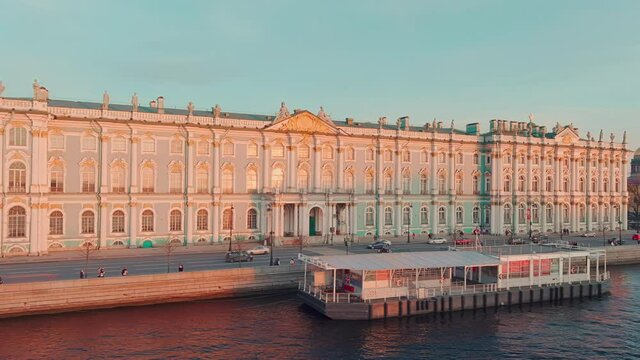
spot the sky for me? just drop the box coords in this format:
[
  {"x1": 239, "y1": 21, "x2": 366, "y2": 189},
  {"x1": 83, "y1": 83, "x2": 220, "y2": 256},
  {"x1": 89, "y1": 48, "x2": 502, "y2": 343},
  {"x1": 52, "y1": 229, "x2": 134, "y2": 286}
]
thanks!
[{"x1": 1, "y1": 0, "x2": 639, "y2": 151}]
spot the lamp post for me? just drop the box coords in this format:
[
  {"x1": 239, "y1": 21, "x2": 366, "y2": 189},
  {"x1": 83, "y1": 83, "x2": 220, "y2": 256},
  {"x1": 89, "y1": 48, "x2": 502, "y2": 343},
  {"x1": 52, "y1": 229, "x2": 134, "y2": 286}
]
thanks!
[
  {"x1": 228, "y1": 205, "x2": 234, "y2": 252},
  {"x1": 619, "y1": 220, "x2": 623, "y2": 244},
  {"x1": 268, "y1": 206, "x2": 274, "y2": 266},
  {"x1": 407, "y1": 204, "x2": 413, "y2": 243},
  {"x1": 602, "y1": 225, "x2": 607, "y2": 246}
]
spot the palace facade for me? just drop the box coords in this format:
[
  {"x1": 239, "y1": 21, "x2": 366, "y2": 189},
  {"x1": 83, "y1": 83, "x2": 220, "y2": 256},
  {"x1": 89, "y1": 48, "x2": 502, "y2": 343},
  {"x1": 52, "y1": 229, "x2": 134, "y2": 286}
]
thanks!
[{"x1": 0, "y1": 81, "x2": 632, "y2": 256}]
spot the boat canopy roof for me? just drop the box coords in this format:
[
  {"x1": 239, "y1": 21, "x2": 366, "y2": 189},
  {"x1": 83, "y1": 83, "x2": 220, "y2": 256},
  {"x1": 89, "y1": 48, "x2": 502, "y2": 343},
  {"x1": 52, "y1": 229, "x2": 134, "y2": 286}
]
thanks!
[{"x1": 299, "y1": 251, "x2": 500, "y2": 271}]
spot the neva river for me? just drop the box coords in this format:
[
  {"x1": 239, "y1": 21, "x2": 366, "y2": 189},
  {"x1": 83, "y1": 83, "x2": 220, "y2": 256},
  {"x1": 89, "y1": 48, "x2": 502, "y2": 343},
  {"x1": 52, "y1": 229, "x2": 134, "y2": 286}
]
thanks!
[{"x1": 1, "y1": 266, "x2": 639, "y2": 360}]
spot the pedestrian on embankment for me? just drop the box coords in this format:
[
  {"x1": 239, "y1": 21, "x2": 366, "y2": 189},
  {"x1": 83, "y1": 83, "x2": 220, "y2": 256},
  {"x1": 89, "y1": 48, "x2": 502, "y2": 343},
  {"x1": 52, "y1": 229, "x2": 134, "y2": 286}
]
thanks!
[
  {"x1": 97, "y1": 267, "x2": 105, "y2": 278},
  {"x1": 79, "y1": 270, "x2": 85, "y2": 279},
  {"x1": 121, "y1": 268, "x2": 128, "y2": 276},
  {"x1": 178, "y1": 264, "x2": 184, "y2": 272}
]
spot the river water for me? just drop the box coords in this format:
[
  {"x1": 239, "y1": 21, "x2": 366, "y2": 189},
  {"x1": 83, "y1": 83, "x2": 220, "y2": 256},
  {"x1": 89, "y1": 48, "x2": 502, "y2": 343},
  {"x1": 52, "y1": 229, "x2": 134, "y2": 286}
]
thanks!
[{"x1": 1, "y1": 265, "x2": 639, "y2": 360}]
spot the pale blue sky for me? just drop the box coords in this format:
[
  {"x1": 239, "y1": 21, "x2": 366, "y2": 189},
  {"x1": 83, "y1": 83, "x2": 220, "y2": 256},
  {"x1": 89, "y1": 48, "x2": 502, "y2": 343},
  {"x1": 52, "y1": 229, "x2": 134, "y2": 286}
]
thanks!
[{"x1": 1, "y1": 0, "x2": 639, "y2": 150}]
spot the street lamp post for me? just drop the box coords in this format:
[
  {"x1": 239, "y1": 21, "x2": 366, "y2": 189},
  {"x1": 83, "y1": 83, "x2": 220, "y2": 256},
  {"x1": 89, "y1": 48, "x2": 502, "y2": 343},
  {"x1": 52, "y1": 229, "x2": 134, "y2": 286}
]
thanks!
[
  {"x1": 228, "y1": 205, "x2": 234, "y2": 252},
  {"x1": 407, "y1": 204, "x2": 413, "y2": 243},
  {"x1": 602, "y1": 225, "x2": 607, "y2": 246},
  {"x1": 619, "y1": 220, "x2": 623, "y2": 243}
]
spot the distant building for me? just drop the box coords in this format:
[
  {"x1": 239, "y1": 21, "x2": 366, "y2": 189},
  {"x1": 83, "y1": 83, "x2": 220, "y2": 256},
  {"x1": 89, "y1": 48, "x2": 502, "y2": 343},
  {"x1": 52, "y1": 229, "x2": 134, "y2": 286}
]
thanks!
[
  {"x1": 629, "y1": 148, "x2": 640, "y2": 186},
  {"x1": 0, "y1": 81, "x2": 633, "y2": 256}
]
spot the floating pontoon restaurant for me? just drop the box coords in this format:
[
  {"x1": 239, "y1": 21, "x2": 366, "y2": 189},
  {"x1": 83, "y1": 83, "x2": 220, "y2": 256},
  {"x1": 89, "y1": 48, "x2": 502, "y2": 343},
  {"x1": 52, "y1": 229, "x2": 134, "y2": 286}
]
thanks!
[{"x1": 298, "y1": 249, "x2": 609, "y2": 320}]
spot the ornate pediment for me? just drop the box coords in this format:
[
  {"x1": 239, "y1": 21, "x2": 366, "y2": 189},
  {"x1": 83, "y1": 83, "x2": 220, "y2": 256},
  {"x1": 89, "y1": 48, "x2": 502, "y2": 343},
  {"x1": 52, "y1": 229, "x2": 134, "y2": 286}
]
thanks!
[
  {"x1": 266, "y1": 110, "x2": 339, "y2": 135},
  {"x1": 555, "y1": 127, "x2": 580, "y2": 145}
]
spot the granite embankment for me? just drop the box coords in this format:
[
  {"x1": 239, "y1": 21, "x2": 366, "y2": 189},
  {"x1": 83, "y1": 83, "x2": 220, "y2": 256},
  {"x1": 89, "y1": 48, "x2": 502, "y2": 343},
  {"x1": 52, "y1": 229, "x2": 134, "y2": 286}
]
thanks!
[
  {"x1": 0, "y1": 266, "x2": 303, "y2": 318},
  {"x1": 0, "y1": 246, "x2": 638, "y2": 319}
]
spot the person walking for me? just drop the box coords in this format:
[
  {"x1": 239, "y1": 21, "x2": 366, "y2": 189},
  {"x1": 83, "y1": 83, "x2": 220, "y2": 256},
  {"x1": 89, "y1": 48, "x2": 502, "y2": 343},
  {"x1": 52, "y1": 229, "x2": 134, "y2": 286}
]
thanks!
[
  {"x1": 178, "y1": 264, "x2": 184, "y2": 272},
  {"x1": 289, "y1": 257, "x2": 296, "y2": 266},
  {"x1": 97, "y1": 267, "x2": 105, "y2": 278},
  {"x1": 121, "y1": 268, "x2": 128, "y2": 276},
  {"x1": 79, "y1": 270, "x2": 85, "y2": 279}
]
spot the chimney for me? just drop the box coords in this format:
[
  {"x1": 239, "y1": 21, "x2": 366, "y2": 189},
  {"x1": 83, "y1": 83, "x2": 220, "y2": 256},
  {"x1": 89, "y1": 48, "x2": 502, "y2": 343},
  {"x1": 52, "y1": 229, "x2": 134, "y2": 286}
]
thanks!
[
  {"x1": 149, "y1": 100, "x2": 157, "y2": 108},
  {"x1": 157, "y1": 96, "x2": 165, "y2": 114},
  {"x1": 490, "y1": 120, "x2": 497, "y2": 132},
  {"x1": 345, "y1": 117, "x2": 354, "y2": 125}
]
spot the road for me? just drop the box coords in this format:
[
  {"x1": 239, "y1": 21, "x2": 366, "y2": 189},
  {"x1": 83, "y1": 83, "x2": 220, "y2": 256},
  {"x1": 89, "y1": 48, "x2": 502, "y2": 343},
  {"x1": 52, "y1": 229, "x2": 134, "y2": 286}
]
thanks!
[{"x1": 0, "y1": 232, "x2": 636, "y2": 284}]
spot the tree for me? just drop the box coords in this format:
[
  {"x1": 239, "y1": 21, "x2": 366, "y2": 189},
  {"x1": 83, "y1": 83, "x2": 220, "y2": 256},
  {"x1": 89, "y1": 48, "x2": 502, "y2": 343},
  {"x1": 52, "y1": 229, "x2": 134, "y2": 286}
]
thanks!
[
  {"x1": 79, "y1": 241, "x2": 97, "y2": 278},
  {"x1": 164, "y1": 239, "x2": 182, "y2": 273},
  {"x1": 629, "y1": 183, "x2": 640, "y2": 225}
]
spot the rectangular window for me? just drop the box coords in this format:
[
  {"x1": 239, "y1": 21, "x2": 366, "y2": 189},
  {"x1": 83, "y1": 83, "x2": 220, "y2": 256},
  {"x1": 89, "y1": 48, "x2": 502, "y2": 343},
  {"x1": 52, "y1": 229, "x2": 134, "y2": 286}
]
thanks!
[
  {"x1": 82, "y1": 170, "x2": 95, "y2": 193},
  {"x1": 50, "y1": 169, "x2": 64, "y2": 193},
  {"x1": 142, "y1": 139, "x2": 155, "y2": 153},
  {"x1": 196, "y1": 173, "x2": 208, "y2": 193},
  {"x1": 111, "y1": 137, "x2": 126, "y2": 152},
  {"x1": 49, "y1": 134, "x2": 65, "y2": 150},
  {"x1": 170, "y1": 139, "x2": 183, "y2": 154},
  {"x1": 197, "y1": 140, "x2": 210, "y2": 156},
  {"x1": 170, "y1": 173, "x2": 182, "y2": 193},
  {"x1": 82, "y1": 136, "x2": 96, "y2": 151},
  {"x1": 223, "y1": 142, "x2": 234, "y2": 156}
]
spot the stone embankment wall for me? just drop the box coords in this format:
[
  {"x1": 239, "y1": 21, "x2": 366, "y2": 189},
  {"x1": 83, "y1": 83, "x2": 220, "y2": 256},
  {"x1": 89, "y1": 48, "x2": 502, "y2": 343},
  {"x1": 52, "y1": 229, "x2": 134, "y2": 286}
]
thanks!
[
  {"x1": 604, "y1": 245, "x2": 640, "y2": 265},
  {"x1": 0, "y1": 266, "x2": 303, "y2": 319}
]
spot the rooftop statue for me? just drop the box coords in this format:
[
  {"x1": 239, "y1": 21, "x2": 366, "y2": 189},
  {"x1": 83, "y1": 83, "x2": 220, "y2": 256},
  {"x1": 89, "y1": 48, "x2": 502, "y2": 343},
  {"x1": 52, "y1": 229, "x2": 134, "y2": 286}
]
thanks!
[
  {"x1": 610, "y1": 133, "x2": 615, "y2": 143},
  {"x1": 586, "y1": 131, "x2": 591, "y2": 140},
  {"x1": 102, "y1": 91, "x2": 110, "y2": 110},
  {"x1": 276, "y1": 101, "x2": 290, "y2": 120},
  {"x1": 599, "y1": 130, "x2": 604, "y2": 142},
  {"x1": 528, "y1": 113, "x2": 535, "y2": 122},
  {"x1": 317, "y1": 106, "x2": 330, "y2": 121},
  {"x1": 187, "y1": 101, "x2": 194, "y2": 115},
  {"x1": 131, "y1": 93, "x2": 139, "y2": 112},
  {"x1": 213, "y1": 104, "x2": 221, "y2": 118},
  {"x1": 0, "y1": 81, "x2": 5, "y2": 97},
  {"x1": 32, "y1": 79, "x2": 48, "y2": 101},
  {"x1": 623, "y1": 131, "x2": 627, "y2": 144}
]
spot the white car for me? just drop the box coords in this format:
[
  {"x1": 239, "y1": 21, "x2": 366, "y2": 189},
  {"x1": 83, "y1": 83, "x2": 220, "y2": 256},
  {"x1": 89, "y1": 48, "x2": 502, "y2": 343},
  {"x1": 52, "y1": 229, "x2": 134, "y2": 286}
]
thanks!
[
  {"x1": 427, "y1": 237, "x2": 448, "y2": 244},
  {"x1": 246, "y1": 245, "x2": 271, "y2": 255},
  {"x1": 582, "y1": 232, "x2": 596, "y2": 238}
]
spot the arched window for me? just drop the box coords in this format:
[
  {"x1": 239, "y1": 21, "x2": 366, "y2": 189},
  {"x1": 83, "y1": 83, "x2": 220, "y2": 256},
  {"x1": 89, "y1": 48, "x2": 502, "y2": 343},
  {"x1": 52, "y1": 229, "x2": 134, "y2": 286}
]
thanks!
[
  {"x1": 272, "y1": 142, "x2": 285, "y2": 158},
  {"x1": 197, "y1": 140, "x2": 210, "y2": 156},
  {"x1": 579, "y1": 204, "x2": 586, "y2": 223},
  {"x1": 420, "y1": 173, "x2": 429, "y2": 194},
  {"x1": 420, "y1": 206, "x2": 429, "y2": 225},
  {"x1": 223, "y1": 208, "x2": 233, "y2": 230},
  {"x1": 603, "y1": 205, "x2": 609, "y2": 222},
  {"x1": 344, "y1": 171, "x2": 354, "y2": 192},
  {"x1": 438, "y1": 173, "x2": 447, "y2": 194},
  {"x1": 438, "y1": 206, "x2": 447, "y2": 225},
  {"x1": 222, "y1": 168, "x2": 233, "y2": 194},
  {"x1": 8, "y1": 162, "x2": 27, "y2": 192},
  {"x1": 365, "y1": 207, "x2": 375, "y2": 226},
  {"x1": 472, "y1": 175, "x2": 479, "y2": 195},
  {"x1": 532, "y1": 176, "x2": 539, "y2": 192},
  {"x1": 248, "y1": 142, "x2": 259, "y2": 157},
  {"x1": 421, "y1": 150, "x2": 429, "y2": 163},
  {"x1": 518, "y1": 175, "x2": 525, "y2": 192},
  {"x1": 8, "y1": 206, "x2": 26, "y2": 238},
  {"x1": 222, "y1": 140, "x2": 234, "y2": 156},
  {"x1": 578, "y1": 177, "x2": 585, "y2": 192},
  {"x1": 504, "y1": 152, "x2": 512, "y2": 165},
  {"x1": 455, "y1": 206, "x2": 463, "y2": 225},
  {"x1": 473, "y1": 153, "x2": 479, "y2": 165},
  {"x1": 438, "y1": 152, "x2": 446, "y2": 164},
  {"x1": 545, "y1": 176, "x2": 553, "y2": 192},
  {"x1": 169, "y1": 166, "x2": 182, "y2": 194},
  {"x1": 403, "y1": 206, "x2": 411, "y2": 225},
  {"x1": 384, "y1": 207, "x2": 393, "y2": 225},
  {"x1": 504, "y1": 204, "x2": 512, "y2": 225},
  {"x1": 615, "y1": 178, "x2": 620, "y2": 193},
  {"x1": 455, "y1": 173, "x2": 464, "y2": 194},
  {"x1": 562, "y1": 176, "x2": 569, "y2": 192},
  {"x1": 50, "y1": 165, "x2": 64, "y2": 193},
  {"x1": 545, "y1": 204, "x2": 553, "y2": 223},
  {"x1": 614, "y1": 205, "x2": 620, "y2": 222},
  {"x1": 49, "y1": 210, "x2": 64, "y2": 235},
  {"x1": 272, "y1": 167, "x2": 284, "y2": 191},
  {"x1": 485, "y1": 175, "x2": 491, "y2": 194},
  {"x1": 456, "y1": 153, "x2": 463, "y2": 165},
  {"x1": 197, "y1": 209, "x2": 208, "y2": 231},
  {"x1": 518, "y1": 153, "x2": 525, "y2": 165},
  {"x1": 503, "y1": 175, "x2": 511, "y2": 193},
  {"x1": 81, "y1": 210, "x2": 95, "y2": 234},
  {"x1": 472, "y1": 206, "x2": 480, "y2": 224},
  {"x1": 141, "y1": 137, "x2": 154, "y2": 153},
  {"x1": 518, "y1": 204, "x2": 526, "y2": 224},
  {"x1": 603, "y1": 178, "x2": 609, "y2": 192},
  {"x1": 346, "y1": 147, "x2": 355, "y2": 161},
  {"x1": 365, "y1": 148, "x2": 375, "y2": 162},
  {"x1": 402, "y1": 172, "x2": 411, "y2": 194},
  {"x1": 562, "y1": 204, "x2": 569, "y2": 224},
  {"x1": 9, "y1": 127, "x2": 27, "y2": 147},
  {"x1": 247, "y1": 209, "x2": 258, "y2": 229},
  {"x1": 384, "y1": 149, "x2": 393, "y2": 162},
  {"x1": 170, "y1": 209, "x2": 182, "y2": 231},
  {"x1": 298, "y1": 144, "x2": 310, "y2": 159},
  {"x1": 297, "y1": 169, "x2": 309, "y2": 191},
  {"x1": 402, "y1": 149, "x2": 411, "y2": 162},
  {"x1": 81, "y1": 164, "x2": 96, "y2": 193},
  {"x1": 111, "y1": 166, "x2": 125, "y2": 193},
  {"x1": 141, "y1": 210, "x2": 154, "y2": 232},
  {"x1": 170, "y1": 138, "x2": 183, "y2": 154},
  {"x1": 112, "y1": 210, "x2": 125, "y2": 233},
  {"x1": 322, "y1": 169, "x2": 333, "y2": 190},
  {"x1": 322, "y1": 145, "x2": 334, "y2": 160},
  {"x1": 365, "y1": 172, "x2": 374, "y2": 194},
  {"x1": 141, "y1": 166, "x2": 155, "y2": 193},
  {"x1": 384, "y1": 173, "x2": 393, "y2": 193},
  {"x1": 591, "y1": 205, "x2": 598, "y2": 223},
  {"x1": 247, "y1": 168, "x2": 258, "y2": 193},
  {"x1": 196, "y1": 168, "x2": 209, "y2": 193},
  {"x1": 532, "y1": 204, "x2": 540, "y2": 224},
  {"x1": 591, "y1": 177, "x2": 598, "y2": 193}
]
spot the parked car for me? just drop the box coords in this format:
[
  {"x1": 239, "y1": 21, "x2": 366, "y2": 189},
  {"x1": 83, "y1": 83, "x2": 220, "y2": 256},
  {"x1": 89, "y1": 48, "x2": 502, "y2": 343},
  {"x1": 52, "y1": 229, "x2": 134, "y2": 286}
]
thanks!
[
  {"x1": 225, "y1": 251, "x2": 254, "y2": 263},
  {"x1": 632, "y1": 233, "x2": 640, "y2": 242},
  {"x1": 246, "y1": 245, "x2": 270, "y2": 255},
  {"x1": 427, "y1": 237, "x2": 448, "y2": 244},
  {"x1": 366, "y1": 240, "x2": 391, "y2": 249},
  {"x1": 377, "y1": 246, "x2": 392, "y2": 253},
  {"x1": 508, "y1": 238, "x2": 527, "y2": 245},
  {"x1": 582, "y1": 232, "x2": 596, "y2": 238},
  {"x1": 367, "y1": 241, "x2": 390, "y2": 250},
  {"x1": 530, "y1": 234, "x2": 549, "y2": 244},
  {"x1": 455, "y1": 238, "x2": 474, "y2": 246}
]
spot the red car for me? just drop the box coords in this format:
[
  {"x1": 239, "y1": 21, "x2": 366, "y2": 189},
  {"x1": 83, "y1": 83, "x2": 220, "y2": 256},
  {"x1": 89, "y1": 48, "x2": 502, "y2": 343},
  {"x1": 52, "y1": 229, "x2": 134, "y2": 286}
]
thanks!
[
  {"x1": 455, "y1": 239, "x2": 474, "y2": 246},
  {"x1": 633, "y1": 234, "x2": 640, "y2": 242}
]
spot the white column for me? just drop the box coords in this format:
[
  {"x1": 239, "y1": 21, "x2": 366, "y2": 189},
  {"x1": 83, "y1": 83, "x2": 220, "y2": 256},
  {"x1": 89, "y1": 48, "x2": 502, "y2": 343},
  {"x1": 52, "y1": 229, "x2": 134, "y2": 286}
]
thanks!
[
  {"x1": 262, "y1": 144, "x2": 271, "y2": 192},
  {"x1": 129, "y1": 202, "x2": 138, "y2": 248},
  {"x1": 130, "y1": 137, "x2": 139, "y2": 193},
  {"x1": 187, "y1": 139, "x2": 195, "y2": 194},
  {"x1": 395, "y1": 201, "x2": 402, "y2": 236},
  {"x1": 337, "y1": 147, "x2": 344, "y2": 191},
  {"x1": 301, "y1": 203, "x2": 309, "y2": 237},
  {"x1": 99, "y1": 203, "x2": 108, "y2": 248},
  {"x1": 186, "y1": 203, "x2": 194, "y2": 244},
  {"x1": 313, "y1": 145, "x2": 321, "y2": 192},
  {"x1": 212, "y1": 141, "x2": 220, "y2": 191},
  {"x1": 212, "y1": 200, "x2": 220, "y2": 243},
  {"x1": 288, "y1": 146, "x2": 297, "y2": 192},
  {"x1": 100, "y1": 136, "x2": 109, "y2": 192}
]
